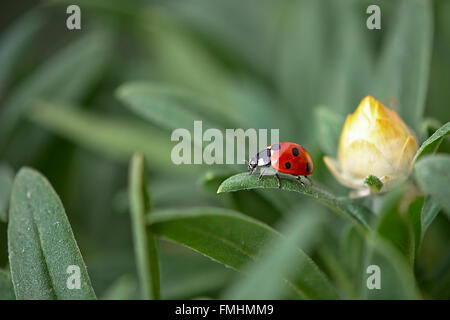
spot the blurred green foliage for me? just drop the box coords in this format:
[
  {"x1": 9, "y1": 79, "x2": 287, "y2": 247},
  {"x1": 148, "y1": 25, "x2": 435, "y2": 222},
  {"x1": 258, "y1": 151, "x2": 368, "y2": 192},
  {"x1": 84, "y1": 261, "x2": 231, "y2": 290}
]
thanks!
[{"x1": 0, "y1": 0, "x2": 449, "y2": 300}]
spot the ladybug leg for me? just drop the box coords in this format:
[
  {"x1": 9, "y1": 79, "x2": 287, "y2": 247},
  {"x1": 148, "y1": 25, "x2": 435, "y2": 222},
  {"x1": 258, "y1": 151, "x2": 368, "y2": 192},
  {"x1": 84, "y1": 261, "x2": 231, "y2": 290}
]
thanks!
[
  {"x1": 296, "y1": 175, "x2": 306, "y2": 187},
  {"x1": 258, "y1": 168, "x2": 266, "y2": 181},
  {"x1": 304, "y1": 175, "x2": 313, "y2": 186},
  {"x1": 275, "y1": 173, "x2": 281, "y2": 188}
]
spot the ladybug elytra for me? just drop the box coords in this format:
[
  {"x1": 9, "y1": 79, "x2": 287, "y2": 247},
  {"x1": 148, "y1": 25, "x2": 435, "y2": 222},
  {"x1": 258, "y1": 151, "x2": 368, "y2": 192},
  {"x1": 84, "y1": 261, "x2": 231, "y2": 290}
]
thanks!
[{"x1": 248, "y1": 142, "x2": 313, "y2": 188}]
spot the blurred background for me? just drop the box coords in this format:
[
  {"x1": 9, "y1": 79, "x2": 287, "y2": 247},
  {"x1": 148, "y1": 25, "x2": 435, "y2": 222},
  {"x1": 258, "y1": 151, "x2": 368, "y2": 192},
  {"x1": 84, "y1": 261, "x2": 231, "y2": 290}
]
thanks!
[{"x1": 0, "y1": 0, "x2": 449, "y2": 299}]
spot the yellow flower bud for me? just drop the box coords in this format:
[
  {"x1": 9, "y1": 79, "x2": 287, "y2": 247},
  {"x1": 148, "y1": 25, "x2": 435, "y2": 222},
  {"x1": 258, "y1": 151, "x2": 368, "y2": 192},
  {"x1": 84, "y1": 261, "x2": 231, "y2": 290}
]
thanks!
[{"x1": 324, "y1": 95, "x2": 418, "y2": 196}]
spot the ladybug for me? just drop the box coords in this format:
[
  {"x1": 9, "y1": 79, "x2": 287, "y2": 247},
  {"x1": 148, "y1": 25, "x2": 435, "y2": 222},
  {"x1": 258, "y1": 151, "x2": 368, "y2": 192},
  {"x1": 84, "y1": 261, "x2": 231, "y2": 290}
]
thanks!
[{"x1": 248, "y1": 142, "x2": 313, "y2": 188}]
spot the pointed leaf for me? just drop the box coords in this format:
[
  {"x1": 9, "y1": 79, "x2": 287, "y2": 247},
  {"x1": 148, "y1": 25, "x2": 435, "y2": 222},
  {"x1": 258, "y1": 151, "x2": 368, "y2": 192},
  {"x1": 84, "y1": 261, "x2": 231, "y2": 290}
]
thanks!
[
  {"x1": 414, "y1": 154, "x2": 450, "y2": 217},
  {"x1": 374, "y1": 0, "x2": 433, "y2": 132},
  {"x1": 217, "y1": 173, "x2": 372, "y2": 231},
  {"x1": 414, "y1": 121, "x2": 450, "y2": 163},
  {"x1": 8, "y1": 168, "x2": 96, "y2": 299},
  {"x1": 147, "y1": 207, "x2": 338, "y2": 299}
]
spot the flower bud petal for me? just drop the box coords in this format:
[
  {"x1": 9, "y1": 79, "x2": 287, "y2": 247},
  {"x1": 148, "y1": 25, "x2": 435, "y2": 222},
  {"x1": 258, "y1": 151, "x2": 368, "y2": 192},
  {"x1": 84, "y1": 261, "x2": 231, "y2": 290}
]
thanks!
[{"x1": 324, "y1": 95, "x2": 419, "y2": 195}]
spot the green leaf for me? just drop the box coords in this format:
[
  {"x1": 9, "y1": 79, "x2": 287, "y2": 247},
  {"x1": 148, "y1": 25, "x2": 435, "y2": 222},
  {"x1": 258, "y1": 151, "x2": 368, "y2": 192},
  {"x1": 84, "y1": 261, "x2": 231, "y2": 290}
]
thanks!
[
  {"x1": 0, "y1": 11, "x2": 43, "y2": 96},
  {"x1": 375, "y1": 188, "x2": 414, "y2": 265},
  {"x1": 117, "y1": 82, "x2": 238, "y2": 130},
  {"x1": 116, "y1": 82, "x2": 224, "y2": 131},
  {"x1": 0, "y1": 270, "x2": 15, "y2": 300},
  {"x1": 217, "y1": 173, "x2": 372, "y2": 231},
  {"x1": 129, "y1": 153, "x2": 160, "y2": 300},
  {"x1": 314, "y1": 106, "x2": 345, "y2": 156},
  {"x1": 277, "y1": 0, "x2": 327, "y2": 143},
  {"x1": 223, "y1": 207, "x2": 338, "y2": 299},
  {"x1": 374, "y1": 0, "x2": 433, "y2": 133},
  {"x1": 414, "y1": 121, "x2": 450, "y2": 163},
  {"x1": 0, "y1": 164, "x2": 14, "y2": 223},
  {"x1": 406, "y1": 197, "x2": 425, "y2": 261},
  {"x1": 0, "y1": 31, "x2": 111, "y2": 150},
  {"x1": 147, "y1": 207, "x2": 338, "y2": 299},
  {"x1": 421, "y1": 197, "x2": 440, "y2": 237},
  {"x1": 30, "y1": 101, "x2": 187, "y2": 173},
  {"x1": 363, "y1": 236, "x2": 421, "y2": 299},
  {"x1": 160, "y1": 250, "x2": 234, "y2": 299},
  {"x1": 414, "y1": 154, "x2": 450, "y2": 217},
  {"x1": 8, "y1": 168, "x2": 96, "y2": 299}
]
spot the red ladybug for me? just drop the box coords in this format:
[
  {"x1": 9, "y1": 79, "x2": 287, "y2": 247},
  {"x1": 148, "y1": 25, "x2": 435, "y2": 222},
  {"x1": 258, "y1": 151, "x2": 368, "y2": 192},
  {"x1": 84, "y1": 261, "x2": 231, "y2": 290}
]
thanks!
[{"x1": 248, "y1": 142, "x2": 313, "y2": 188}]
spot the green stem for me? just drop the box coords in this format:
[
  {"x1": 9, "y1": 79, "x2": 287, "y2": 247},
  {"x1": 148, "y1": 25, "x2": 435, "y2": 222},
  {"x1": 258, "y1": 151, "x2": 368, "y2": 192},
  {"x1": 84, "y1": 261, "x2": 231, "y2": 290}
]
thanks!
[{"x1": 129, "y1": 152, "x2": 160, "y2": 300}]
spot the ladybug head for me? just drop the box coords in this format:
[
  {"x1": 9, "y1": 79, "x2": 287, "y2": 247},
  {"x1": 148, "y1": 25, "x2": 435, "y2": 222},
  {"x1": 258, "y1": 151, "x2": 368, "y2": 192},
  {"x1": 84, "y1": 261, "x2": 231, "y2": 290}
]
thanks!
[{"x1": 248, "y1": 156, "x2": 258, "y2": 175}]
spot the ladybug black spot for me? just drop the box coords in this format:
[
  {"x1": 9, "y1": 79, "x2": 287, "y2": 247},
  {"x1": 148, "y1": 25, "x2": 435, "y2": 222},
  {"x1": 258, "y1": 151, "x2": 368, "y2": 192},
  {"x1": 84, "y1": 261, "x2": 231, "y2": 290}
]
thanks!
[
  {"x1": 306, "y1": 162, "x2": 311, "y2": 172},
  {"x1": 271, "y1": 143, "x2": 281, "y2": 151},
  {"x1": 292, "y1": 147, "x2": 299, "y2": 157},
  {"x1": 285, "y1": 161, "x2": 291, "y2": 170}
]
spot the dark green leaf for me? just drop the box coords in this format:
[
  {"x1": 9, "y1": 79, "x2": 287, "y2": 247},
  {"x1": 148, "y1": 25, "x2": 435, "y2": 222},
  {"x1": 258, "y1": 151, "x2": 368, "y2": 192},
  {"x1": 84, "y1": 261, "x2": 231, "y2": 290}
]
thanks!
[
  {"x1": 217, "y1": 173, "x2": 372, "y2": 231},
  {"x1": 406, "y1": 197, "x2": 424, "y2": 261},
  {"x1": 8, "y1": 168, "x2": 96, "y2": 299},
  {"x1": 129, "y1": 153, "x2": 160, "y2": 299},
  {"x1": 223, "y1": 207, "x2": 337, "y2": 299},
  {"x1": 374, "y1": 0, "x2": 433, "y2": 133},
  {"x1": 414, "y1": 154, "x2": 450, "y2": 217},
  {"x1": 375, "y1": 188, "x2": 414, "y2": 265},
  {"x1": 414, "y1": 121, "x2": 450, "y2": 163},
  {"x1": 0, "y1": 164, "x2": 14, "y2": 223},
  {"x1": 147, "y1": 207, "x2": 338, "y2": 299}
]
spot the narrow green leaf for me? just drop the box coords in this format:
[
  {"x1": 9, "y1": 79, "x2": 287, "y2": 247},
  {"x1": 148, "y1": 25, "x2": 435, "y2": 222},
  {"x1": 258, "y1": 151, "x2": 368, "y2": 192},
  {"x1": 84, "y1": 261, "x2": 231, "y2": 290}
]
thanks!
[
  {"x1": 116, "y1": 82, "x2": 224, "y2": 131},
  {"x1": 117, "y1": 82, "x2": 237, "y2": 129},
  {"x1": 0, "y1": 31, "x2": 110, "y2": 150},
  {"x1": 147, "y1": 207, "x2": 338, "y2": 300},
  {"x1": 0, "y1": 164, "x2": 14, "y2": 223},
  {"x1": 8, "y1": 168, "x2": 96, "y2": 299},
  {"x1": 223, "y1": 208, "x2": 338, "y2": 299},
  {"x1": 0, "y1": 11, "x2": 43, "y2": 95},
  {"x1": 414, "y1": 154, "x2": 450, "y2": 217},
  {"x1": 421, "y1": 197, "x2": 440, "y2": 237},
  {"x1": 406, "y1": 197, "x2": 424, "y2": 261},
  {"x1": 30, "y1": 101, "x2": 187, "y2": 173},
  {"x1": 0, "y1": 270, "x2": 15, "y2": 300},
  {"x1": 314, "y1": 106, "x2": 345, "y2": 156},
  {"x1": 277, "y1": 0, "x2": 327, "y2": 142},
  {"x1": 374, "y1": 0, "x2": 433, "y2": 133},
  {"x1": 338, "y1": 225, "x2": 365, "y2": 298},
  {"x1": 414, "y1": 121, "x2": 450, "y2": 163},
  {"x1": 129, "y1": 153, "x2": 160, "y2": 300},
  {"x1": 363, "y1": 236, "x2": 421, "y2": 299},
  {"x1": 375, "y1": 188, "x2": 414, "y2": 265},
  {"x1": 217, "y1": 173, "x2": 372, "y2": 231}
]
